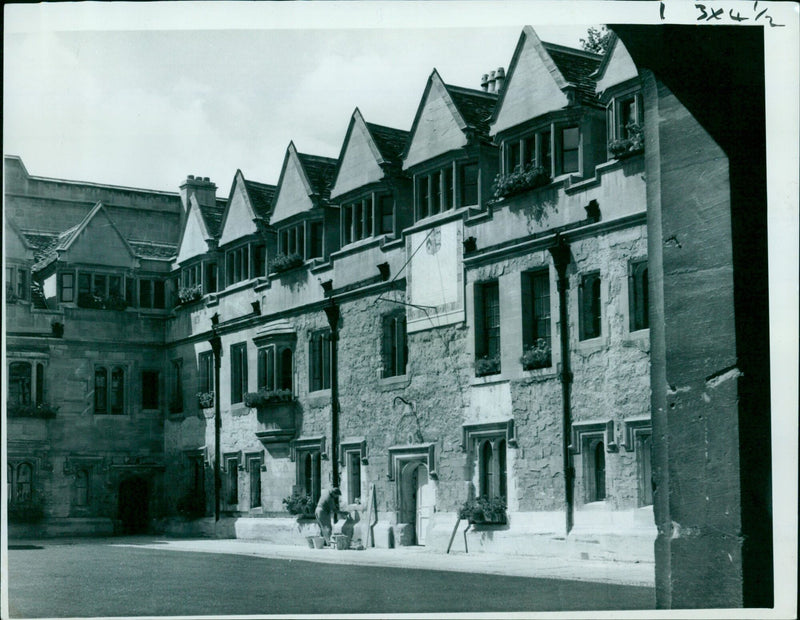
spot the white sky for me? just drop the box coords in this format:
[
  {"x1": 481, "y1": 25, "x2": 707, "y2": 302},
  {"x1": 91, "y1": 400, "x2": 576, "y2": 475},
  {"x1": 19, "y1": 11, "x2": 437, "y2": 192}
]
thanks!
[
  {"x1": 3, "y1": 27, "x2": 513, "y2": 193},
  {"x1": 4, "y1": 3, "x2": 598, "y2": 195}
]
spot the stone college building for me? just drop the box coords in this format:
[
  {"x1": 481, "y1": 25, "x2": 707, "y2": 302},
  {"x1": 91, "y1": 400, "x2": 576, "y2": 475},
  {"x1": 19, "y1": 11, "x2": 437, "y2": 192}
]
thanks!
[{"x1": 5, "y1": 25, "x2": 769, "y2": 597}]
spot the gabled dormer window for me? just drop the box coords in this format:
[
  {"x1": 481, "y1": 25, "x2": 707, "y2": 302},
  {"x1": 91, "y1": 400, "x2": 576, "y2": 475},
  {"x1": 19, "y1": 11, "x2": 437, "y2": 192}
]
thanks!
[
  {"x1": 226, "y1": 245, "x2": 249, "y2": 286},
  {"x1": 277, "y1": 219, "x2": 323, "y2": 261},
  {"x1": 503, "y1": 130, "x2": 551, "y2": 176},
  {"x1": 558, "y1": 126, "x2": 580, "y2": 175},
  {"x1": 414, "y1": 160, "x2": 478, "y2": 221},
  {"x1": 606, "y1": 91, "x2": 644, "y2": 159}
]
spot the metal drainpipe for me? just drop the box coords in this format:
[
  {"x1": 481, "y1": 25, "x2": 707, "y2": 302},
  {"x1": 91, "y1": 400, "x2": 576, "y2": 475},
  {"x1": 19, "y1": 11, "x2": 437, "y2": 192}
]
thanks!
[
  {"x1": 548, "y1": 233, "x2": 574, "y2": 534},
  {"x1": 209, "y1": 328, "x2": 223, "y2": 522},
  {"x1": 324, "y1": 299, "x2": 341, "y2": 490}
]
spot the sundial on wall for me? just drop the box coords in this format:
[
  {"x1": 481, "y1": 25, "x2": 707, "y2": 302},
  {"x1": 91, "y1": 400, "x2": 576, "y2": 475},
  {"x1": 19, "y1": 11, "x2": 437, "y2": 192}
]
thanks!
[{"x1": 425, "y1": 227, "x2": 441, "y2": 255}]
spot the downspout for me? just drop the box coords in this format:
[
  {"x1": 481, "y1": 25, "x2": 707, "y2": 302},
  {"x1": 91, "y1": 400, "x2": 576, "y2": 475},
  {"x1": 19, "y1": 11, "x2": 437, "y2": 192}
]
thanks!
[
  {"x1": 209, "y1": 325, "x2": 223, "y2": 522},
  {"x1": 548, "y1": 233, "x2": 574, "y2": 534},
  {"x1": 324, "y1": 298, "x2": 341, "y2": 490}
]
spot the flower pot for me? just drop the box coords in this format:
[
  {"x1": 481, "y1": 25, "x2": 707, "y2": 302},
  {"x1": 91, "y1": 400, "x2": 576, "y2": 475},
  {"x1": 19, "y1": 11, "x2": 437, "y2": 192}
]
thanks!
[
  {"x1": 331, "y1": 534, "x2": 350, "y2": 550},
  {"x1": 305, "y1": 536, "x2": 316, "y2": 549},
  {"x1": 311, "y1": 536, "x2": 326, "y2": 549}
]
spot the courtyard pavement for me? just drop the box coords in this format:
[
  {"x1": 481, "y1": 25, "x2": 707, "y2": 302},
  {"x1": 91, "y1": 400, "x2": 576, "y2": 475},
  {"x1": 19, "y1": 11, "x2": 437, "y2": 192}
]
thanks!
[{"x1": 108, "y1": 535, "x2": 655, "y2": 586}]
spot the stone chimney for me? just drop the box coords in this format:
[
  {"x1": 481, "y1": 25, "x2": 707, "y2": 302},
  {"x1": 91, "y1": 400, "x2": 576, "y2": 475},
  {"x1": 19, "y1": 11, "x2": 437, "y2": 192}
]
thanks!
[
  {"x1": 480, "y1": 73, "x2": 490, "y2": 92},
  {"x1": 488, "y1": 70, "x2": 497, "y2": 93},
  {"x1": 494, "y1": 67, "x2": 505, "y2": 93},
  {"x1": 179, "y1": 174, "x2": 217, "y2": 227}
]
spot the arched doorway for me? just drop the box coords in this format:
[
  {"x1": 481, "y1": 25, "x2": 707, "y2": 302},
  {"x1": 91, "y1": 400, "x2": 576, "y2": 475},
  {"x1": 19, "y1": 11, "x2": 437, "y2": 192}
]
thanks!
[
  {"x1": 118, "y1": 476, "x2": 149, "y2": 534},
  {"x1": 399, "y1": 461, "x2": 435, "y2": 545}
]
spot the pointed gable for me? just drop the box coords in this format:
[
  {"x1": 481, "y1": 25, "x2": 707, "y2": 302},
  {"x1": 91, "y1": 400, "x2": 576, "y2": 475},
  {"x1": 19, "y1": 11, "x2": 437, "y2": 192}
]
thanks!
[
  {"x1": 490, "y1": 26, "x2": 572, "y2": 136},
  {"x1": 176, "y1": 195, "x2": 213, "y2": 264},
  {"x1": 59, "y1": 203, "x2": 137, "y2": 268},
  {"x1": 595, "y1": 34, "x2": 639, "y2": 95},
  {"x1": 403, "y1": 70, "x2": 471, "y2": 170},
  {"x1": 331, "y1": 109, "x2": 392, "y2": 199},
  {"x1": 270, "y1": 143, "x2": 337, "y2": 225},
  {"x1": 218, "y1": 170, "x2": 261, "y2": 247}
]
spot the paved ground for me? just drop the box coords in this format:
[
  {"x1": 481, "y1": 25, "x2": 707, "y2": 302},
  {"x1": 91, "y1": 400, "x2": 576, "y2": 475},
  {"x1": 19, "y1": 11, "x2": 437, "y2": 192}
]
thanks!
[{"x1": 7, "y1": 537, "x2": 655, "y2": 617}]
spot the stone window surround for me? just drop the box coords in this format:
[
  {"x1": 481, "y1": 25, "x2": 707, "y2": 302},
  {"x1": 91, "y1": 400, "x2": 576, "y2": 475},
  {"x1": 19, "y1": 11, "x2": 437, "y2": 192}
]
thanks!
[
  {"x1": 626, "y1": 256, "x2": 650, "y2": 335},
  {"x1": 387, "y1": 443, "x2": 437, "y2": 481},
  {"x1": 222, "y1": 450, "x2": 242, "y2": 507},
  {"x1": 93, "y1": 363, "x2": 129, "y2": 415},
  {"x1": 7, "y1": 354, "x2": 48, "y2": 407},
  {"x1": 245, "y1": 450, "x2": 265, "y2": 511},
  {"x1": 461, "y1": 419, "x2": 517, "y2": 452},
  {"x1": 573, "y1": 270, "x2": 609, "y2": 350},
  {"x1": 622, "y1": 416, "x2": 652, "y2": 452},
  {"x1": 339, "y1": 437, "x2": 368, "y2": 466},
  {"x1": 569, "y1": 420, "x2": 618, "y2": 454}
]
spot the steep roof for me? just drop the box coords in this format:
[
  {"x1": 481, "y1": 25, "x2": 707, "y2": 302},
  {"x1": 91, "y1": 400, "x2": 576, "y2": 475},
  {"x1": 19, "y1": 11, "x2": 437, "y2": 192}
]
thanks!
[
  {"x1": 296, "y1": 153, "x2": 337, "y2": 202},
  {"x1": 30, "y1": 226, "x2": 80, "y2": 271},
  {"x1": 243, "y1": 179, "x2": 276, "y2": 219},
  {"x1": 445, "y1": 84, "x2": 499, "y2": 137},
  {"x1": 542, "y1": 42, "x2": 602, "y2": 105},
  {"x1": 365, "y1": 122, "x2": 410, "y2": 166},
  {"x1": 197, "y1": 202, "x2": 225, "y2": 238}
]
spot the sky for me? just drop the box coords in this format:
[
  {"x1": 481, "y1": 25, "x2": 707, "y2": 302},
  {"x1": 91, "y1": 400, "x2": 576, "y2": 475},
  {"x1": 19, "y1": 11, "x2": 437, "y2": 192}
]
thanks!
[{"x1": 3, "y1": 3, "x2": 598, "y2": 196}]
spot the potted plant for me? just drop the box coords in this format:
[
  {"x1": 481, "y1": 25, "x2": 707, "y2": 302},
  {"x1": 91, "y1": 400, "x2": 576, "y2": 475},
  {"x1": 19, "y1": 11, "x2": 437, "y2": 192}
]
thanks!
[
  {"x1": 244, "y1": 389, "x2": 294, "y2": 408},
  {"x1": 270, "y1": 252, "x2": 304, "y2": 274},
  {"x1": 178, "y1": 284, "x2": 203, "y2": 305},
  {"x1": 7, "y1": 402, "x2": 59, "y2": 419},
  {"x1": 608, "y1": 122, "x2": 644, "y2": 159},
  {"x1": 492, "y1": 163, "x2": 551, "y2": 200},
  {"x1": 458, "y1": 496, "x2": 507, "y2": 525},
  {"x1": 520, "y1": 339, "x2": 552, "y2": 370},
  {"x1": 196, "y1": 391, "x2": 214, "y2": 409},
  {"x1": 475, "y1": 354, "x2": 501, "y2": 377},
  {"x1": 283, "y1": 491, "x2": 315, "y2": 518}
]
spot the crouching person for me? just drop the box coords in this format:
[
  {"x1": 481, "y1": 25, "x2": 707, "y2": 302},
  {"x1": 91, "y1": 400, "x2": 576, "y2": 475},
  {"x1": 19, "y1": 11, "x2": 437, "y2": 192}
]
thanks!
[{"x1": 315, "y1": 487, "x2": 341, "y2": 545}]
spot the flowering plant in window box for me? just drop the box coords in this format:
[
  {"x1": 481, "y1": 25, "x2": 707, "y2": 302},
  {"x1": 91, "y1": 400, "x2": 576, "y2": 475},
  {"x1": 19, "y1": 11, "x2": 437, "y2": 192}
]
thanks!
[
  {"x1": 8, "y1": 491, "x2": 45, "y2": 524},
  {"x1": 283, "y1": 491, "x2": 315, "y2": 517},
  {"x1": 196, "y1": 391, "x2": 215, "y2": 409},
  {"x1": 520, "y1": 339, "x2": 552, "y2": 371},
  {"x1": 178, "y1": 284, "x2": 203, "y2": 305},
  {"x1": 176, "y1": 492, "x2": 206, "y2": 520},
  {"x1": 7, "y1": 402, "x2": 59, "y2": 419},
  {"x1": 270, "y1": 252, "x2": 305, "y2": 274},
  {"x1": 475, "y1": 354, "x2": 501, "y2": 377},
  {"x1": 243, "y1": 389, "x2": 295, "y2": 408},
  {"x1": 458, "y1": 496, "x2": 507, "y2": 525},
  {"x1": 77, "y1": 292, "x2": 128, "y2": 311},
  {"x1": 492, "y1": 163, "x2": 551, "y2": 200},
  {"x1": 609, "y1": 123, "x2": 644, "y2": 159}
]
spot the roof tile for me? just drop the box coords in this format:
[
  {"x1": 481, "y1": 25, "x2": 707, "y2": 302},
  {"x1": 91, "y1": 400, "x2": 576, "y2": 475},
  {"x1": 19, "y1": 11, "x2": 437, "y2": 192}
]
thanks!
[
  {"x1": 297, "y1": 153, "x2": 337, "y2": 202},
  {"x1": 445, "y1": 85, "x2": 499, "y2": 138},
  {"x1": 543, "y1": 43, "x2": 602, "y2": 106},
  {"x1": 365, "y1": 123, "x2": 410, "y2": 166},
  {"x1": 243, "y1": 180, "x2": 276, "y2": 219}
]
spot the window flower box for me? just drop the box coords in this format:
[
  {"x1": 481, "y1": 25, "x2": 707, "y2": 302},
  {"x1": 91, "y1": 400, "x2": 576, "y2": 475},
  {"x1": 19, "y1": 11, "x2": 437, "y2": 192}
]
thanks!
[
  {"x1": 475, "y1": 354, "x2": 501, "y2": 377},
  {"x1": 609, "y1": 123, "x2": 644, "y2": 159},
  {"x1": 7, "y1": 402, "x2": 59, "y2": 419},
  {"x1": 270, "y1": 252, "x2": 304, "y2": 274},
  {"x1": 283, "y1": 491, "x2": 316, "y2": 518},
  {"x1": 492, "y1": 164, "x2": 551, "y2": 200},
  {"x1": 458, "y1": 496, "x2": 507, "y2": 525},
  {"x1": 77, "y1": 292, "x2": 128, "y2": 311},
  {"x1": 244, "y1": 389, "x2": 295, "y2": 408},
  {"x1": 520, "y1": 339, "x2": 552, "y2": 371},
  {"x1": 197, "y1": 391, "x2": 214, "y2": 409},
  {"x1": 178, "y1": 284, "x2": 203, "y2": 305}
]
